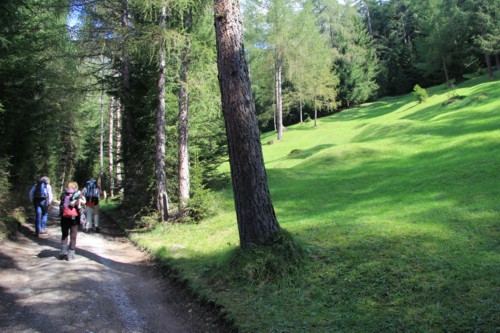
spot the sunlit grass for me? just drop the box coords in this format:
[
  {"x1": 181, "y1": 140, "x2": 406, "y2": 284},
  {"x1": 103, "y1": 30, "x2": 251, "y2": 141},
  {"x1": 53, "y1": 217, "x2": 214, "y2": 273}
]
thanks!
[{"x1": 108, "y1": 74, "x2": 500, "y2": 332}]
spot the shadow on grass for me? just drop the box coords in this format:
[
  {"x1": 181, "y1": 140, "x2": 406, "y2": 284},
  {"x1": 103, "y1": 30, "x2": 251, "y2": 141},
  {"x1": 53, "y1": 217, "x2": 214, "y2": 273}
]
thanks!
[
  {"x1": 269, "y1": 138, "x2": 499, "y2": 222},
  {"x1": 351, "y1": 99, "x2": 499, "y2": 144},
  {"x1": 322, "y1": 97, "x2": 413, "y2": 122},
  {"x1": 402, "y1": 79, "x2": 500, "y2": 122},
  {"x1": 286, "y1": 144, "x2": 335, "y2": 160},
  {"x1": 146, "y1": 136, "x2": 499, "y2": 332}
]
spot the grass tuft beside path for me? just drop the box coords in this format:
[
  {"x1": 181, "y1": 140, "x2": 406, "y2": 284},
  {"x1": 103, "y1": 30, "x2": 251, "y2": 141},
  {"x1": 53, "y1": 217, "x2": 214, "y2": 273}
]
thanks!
[{"x1": 105, "y1": 74, "x2": 500, "y2": 332}]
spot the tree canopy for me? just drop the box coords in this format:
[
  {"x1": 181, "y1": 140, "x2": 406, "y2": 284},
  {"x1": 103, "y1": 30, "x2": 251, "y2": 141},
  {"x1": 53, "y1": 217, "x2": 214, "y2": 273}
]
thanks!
[{"x1": 0, "y1": 0, "x2": 498, "y2": 242}]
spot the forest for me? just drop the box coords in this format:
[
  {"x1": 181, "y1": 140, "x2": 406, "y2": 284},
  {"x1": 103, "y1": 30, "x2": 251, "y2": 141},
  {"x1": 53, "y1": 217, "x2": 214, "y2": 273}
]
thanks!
[
  {"x1": 1, "y1": 0, "x2": 499, "y2": 331},
  {"x1": 1, "y1": 0, "x2": 498, "y2": 232}
]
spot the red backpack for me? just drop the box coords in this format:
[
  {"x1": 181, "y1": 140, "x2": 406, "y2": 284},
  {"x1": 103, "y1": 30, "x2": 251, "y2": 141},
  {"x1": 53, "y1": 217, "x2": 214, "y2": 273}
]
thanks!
[{"x1": 61, "y1": 190, "x2": 79, "y2": 218}]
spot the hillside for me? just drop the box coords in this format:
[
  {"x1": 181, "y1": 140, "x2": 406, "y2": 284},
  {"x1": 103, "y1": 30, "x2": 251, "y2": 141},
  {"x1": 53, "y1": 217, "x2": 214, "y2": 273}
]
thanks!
[{"x1": 125, "y1": 74, "x2": 500, "y2": 332}]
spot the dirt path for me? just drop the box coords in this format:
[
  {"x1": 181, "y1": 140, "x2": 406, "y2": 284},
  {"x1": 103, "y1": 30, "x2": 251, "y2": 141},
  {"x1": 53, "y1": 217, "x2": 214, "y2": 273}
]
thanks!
[{"x1": 0, "y1": 204, "x2": 232, "y2": 333}]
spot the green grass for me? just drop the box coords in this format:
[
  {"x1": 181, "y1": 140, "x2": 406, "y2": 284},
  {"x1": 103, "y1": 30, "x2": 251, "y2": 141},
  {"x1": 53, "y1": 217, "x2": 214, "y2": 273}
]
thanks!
[{"x1": 114, "y1": 74, "x2": 500, "y2": 332}]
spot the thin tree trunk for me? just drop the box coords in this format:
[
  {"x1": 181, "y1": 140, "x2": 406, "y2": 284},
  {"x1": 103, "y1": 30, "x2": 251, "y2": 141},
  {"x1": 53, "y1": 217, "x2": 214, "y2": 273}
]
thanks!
[
  {"x1": 59, "y1": 167, "x2": 66, "y2": 195},
  {"x1": 99, "y1": 55, "x2": 105, "y2": 179},
  {"x1": 495, "y1": 54, "x2": 499, "y2": 71},
  {"x1": 156, "y1": 2, "x2": 169, "y2": 221},
  {"x1": 108, "y1": 96, "x2": 115, "y2": 198},
  {"x1": 363, "y1": 1, "x2": 373, "y2": 36},
  {"x1": 178, "y1": 12, "x2": 192, "y2": 212},
  {"x1": 214, "y1": 0, "x2": 281, "y2": 248},
  {"x1": 275, "y1": 51, "x2": 283, "y2": 140},
  {"x1": 441, "y1": 54, "x2": 451, "y2": 89},
  {"x1": 485, "y1": 53, "x2": 494, "y2": 79},
  {"x1": 115, "y1": 99, "x2": 123, "y2": 192},
  {"x1": 121, "y1": 0, "x2": 135, "y2": 202},
  {"x1": 299, "y1": 97, "x2": 303, "y2": 123},
  {"x1": 314, "y1": 97, "x2": 318, "y2": 127}
]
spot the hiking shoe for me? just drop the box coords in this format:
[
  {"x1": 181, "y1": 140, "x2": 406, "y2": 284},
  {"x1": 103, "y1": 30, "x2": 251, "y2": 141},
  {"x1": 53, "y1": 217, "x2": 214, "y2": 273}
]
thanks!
[
  {"x1": 67, "y1": 250, "x2": 75, "y2": 261},
  {"x1": 34, "y1": 233, "x2": 39, "y2": 238},
  {"x1": 95, "y1": 227, "x2": 100, "y2": 233},
  {"x1": 40, "y1": 230, "x2": 47, "y2": 234},
  {"x1": 59, "y1": 253, "x2": 68, "y2": 260}
]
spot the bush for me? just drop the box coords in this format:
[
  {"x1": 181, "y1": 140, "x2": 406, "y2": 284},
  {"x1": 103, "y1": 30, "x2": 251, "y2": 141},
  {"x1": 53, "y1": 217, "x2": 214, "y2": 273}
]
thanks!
[
  {"x1": 180, "y1": 166, "x2": 217, "y2": 223},
  {"x1": 184, "y1": 186, "x2": 216, "y2": 223},
  {"x1": 413, "y1": 84, "x2": 429, "y2": 103}
]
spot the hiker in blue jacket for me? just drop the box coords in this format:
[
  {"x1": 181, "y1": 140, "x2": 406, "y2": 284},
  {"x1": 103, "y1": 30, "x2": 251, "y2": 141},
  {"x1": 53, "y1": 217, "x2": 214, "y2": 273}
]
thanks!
[{"x1": 29, "y1": 176, "x2": 53, "y2": 237}]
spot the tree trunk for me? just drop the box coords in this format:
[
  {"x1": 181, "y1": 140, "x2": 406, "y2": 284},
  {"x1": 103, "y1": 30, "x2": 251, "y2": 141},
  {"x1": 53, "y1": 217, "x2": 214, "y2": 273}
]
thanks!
[
  {"x1": 441, "y1": 54, "x2": 451, "y2": 89},
  {"x1": 108, "y1": 96, "x2": 115, "y2": 198},
  {"x1": 115, "y1": 99, "x2": 123, "y2": 192},
  {"x1": 314, "y1": 97, "x2": 318, "y2": 127},
  {"x1": 178, "y1": 11, "x2": 192, "y2": 212},
  {"x1": 299, "y1": 97, "x2": 303, "y2": 123},
  {"x1": 214, "y1": 0, "x2": 281, "y2": 248},
  {"x1": 495, "y1": 54, "x2": 499, "y2": 71},
  {"x1": 156, "y1": 2, "x2": 169, "y2": 221},
  {"x1": 121, "y1": 0, "x2": 136, "y2": 203},
  {"x1": 275, "y1": 51, "x2": 283, "y2": 140},
  {"x1": 99, "y1": 55, "x2": 105, "y2": 179},
  {"x1": 485, "y1": 53, "x2": 494, "y2": 79}
]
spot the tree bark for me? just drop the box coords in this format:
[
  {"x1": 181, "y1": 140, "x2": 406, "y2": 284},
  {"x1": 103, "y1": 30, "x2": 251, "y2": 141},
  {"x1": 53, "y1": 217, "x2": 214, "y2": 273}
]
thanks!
[
  {"x1": 441, "y1": 54, "x2": 451, "y2": 89},
  {"x1": 156, "y1": 2, "x2": 169, "y2": 221},
  {"x1": 115, "y1": 99, "x2": 123, "y2": 192},
  {"x1": 485, "y1": 53, "x2": 494, "y2": 79},
  {"x1": 121, "y1": 0, "x2": 136, "y2": 203},
  {"x1": 214, "y1": 0, "x2": 282, "y2": 248},
  {"x1": 108, "y1": 96, "x2": 115, "y2": 198},
  {"x1": 299, "y1": 97, "x2": 303, "y2": 123},
  {"x1": 314, "y1": 97, "x2": 318, "y2": 127},
  {"x1": 99, "y1": 54, "x2": 105, "y2": 179},
  {"x1": 178, "y1": 11, "x2": 192, "y2": 212},
  {"x1": 275, "y1": 51, "x2": 283, "y2": 140}
]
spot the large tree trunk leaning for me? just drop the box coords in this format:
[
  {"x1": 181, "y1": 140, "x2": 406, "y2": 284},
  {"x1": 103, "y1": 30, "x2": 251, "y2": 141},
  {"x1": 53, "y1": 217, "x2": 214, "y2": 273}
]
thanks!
[
  {"x1": 178, "y1": 11, "x2": 192, "y2": 212},
  {"x1": 214, "y1": 0, "x2": 282, "y2": 248},
  {"x1": 155, "y1": 2, "x2": 169, "y2": 221}
]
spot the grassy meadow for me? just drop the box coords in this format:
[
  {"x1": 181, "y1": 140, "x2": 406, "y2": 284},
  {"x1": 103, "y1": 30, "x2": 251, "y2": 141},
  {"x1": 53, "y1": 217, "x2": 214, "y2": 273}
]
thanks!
[{"x1": 106, "y1": 74, "x2": 500, "y2": 332}]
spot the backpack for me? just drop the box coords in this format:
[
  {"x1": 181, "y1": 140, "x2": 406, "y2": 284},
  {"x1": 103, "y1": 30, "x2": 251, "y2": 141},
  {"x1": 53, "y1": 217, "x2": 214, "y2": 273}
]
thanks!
[
  {"x1": 34, "y1": 179, "x2": 48, "y2": 200},
  {"x1": 60, "y1": 191, "x2": 79, "y2": 218},
  {"x1": 85, "y1": 180, "x2": 100, "y2": 205}
]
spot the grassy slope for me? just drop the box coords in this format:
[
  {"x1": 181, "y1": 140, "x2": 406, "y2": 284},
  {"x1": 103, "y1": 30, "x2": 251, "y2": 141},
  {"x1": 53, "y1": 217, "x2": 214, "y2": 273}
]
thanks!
[{"x1": 129, "y1": 75, "x2": 500, "y2": 332}]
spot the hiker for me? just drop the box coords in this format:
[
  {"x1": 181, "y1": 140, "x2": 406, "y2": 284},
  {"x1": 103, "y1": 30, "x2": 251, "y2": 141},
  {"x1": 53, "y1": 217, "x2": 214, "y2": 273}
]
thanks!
[
  {"x1": 82, "y1": 176, "x2": 102, "y2": 232},
  {"x1": 28, "y1": 176, "x2": 53, "y2": 237},
  {"x1": 59, "y1": 181, "x2": 86, "y2": 261}
]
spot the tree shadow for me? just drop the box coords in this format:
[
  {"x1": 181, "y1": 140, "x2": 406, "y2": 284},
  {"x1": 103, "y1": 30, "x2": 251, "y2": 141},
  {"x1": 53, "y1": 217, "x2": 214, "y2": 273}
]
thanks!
[
  {"x1": 162, "y1": 135, "x2": 499, "y2": 331},
  {"x1": 285, "y1": 144, "x2": 335, "y2": 160},
  {"x1": 322, "y1": 97, "x2": 413, "y2": 122}
]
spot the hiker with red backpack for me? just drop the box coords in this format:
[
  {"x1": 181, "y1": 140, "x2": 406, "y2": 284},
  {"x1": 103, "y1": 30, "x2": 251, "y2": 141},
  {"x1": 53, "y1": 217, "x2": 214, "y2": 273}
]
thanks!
[
  {"x1": 82, "y1": 176, "x2": 102, "y2": 232},
  {"x1": 59, "y1": 181, "x2": 86, "y2": 261},
  {"x1": 28, "y1": 176, "x2": 53, "y2": 237}
]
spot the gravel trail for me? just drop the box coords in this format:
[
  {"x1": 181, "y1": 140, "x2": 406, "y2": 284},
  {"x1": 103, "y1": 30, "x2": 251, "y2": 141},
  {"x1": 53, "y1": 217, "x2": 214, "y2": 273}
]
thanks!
[{"x1": 0, "y1": 204, "x2": 231, "y2": 333}]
